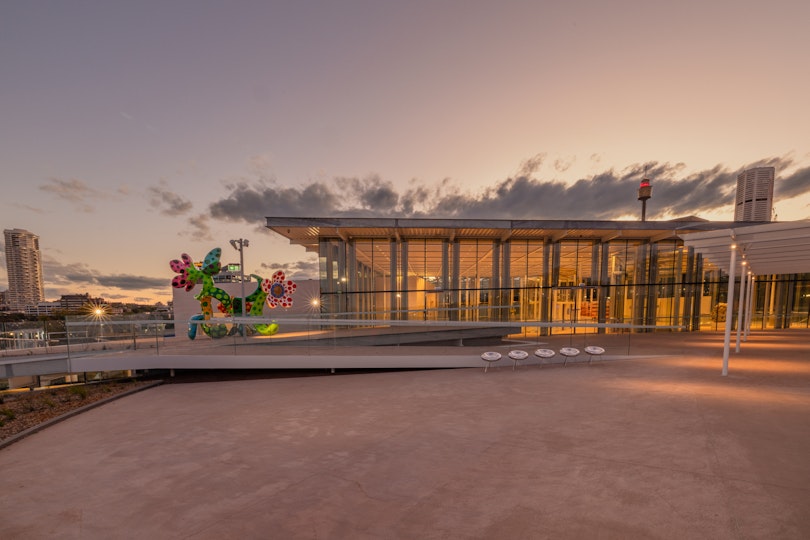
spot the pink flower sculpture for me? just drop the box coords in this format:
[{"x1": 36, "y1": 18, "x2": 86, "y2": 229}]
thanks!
[
  {"x1": 262, "y1": 270, "x2": 297, "y2": 308},
  {"x1": 169, "y1": 248, "x2": 221, "y2": 292},
  {"x1": 169, "y1": 253, "x2": 196, "y2": 291}
]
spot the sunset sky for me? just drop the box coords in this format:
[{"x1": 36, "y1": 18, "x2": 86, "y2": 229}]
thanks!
[{"x1": 2, "y1": 1, "x2": 809, "y2": 305}]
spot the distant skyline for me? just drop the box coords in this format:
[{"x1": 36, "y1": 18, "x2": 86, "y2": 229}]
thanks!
[{"x1": 2, "y1": 1, "x2": 809, "y2": 305}]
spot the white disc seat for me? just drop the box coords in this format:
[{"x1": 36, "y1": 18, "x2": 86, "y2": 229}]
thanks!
[
  {"x1": 584, "y1": 346, "x2": 605, "y2": 364},
  {"x1": 533, "y1": 348, "x2": 556, "y2": 367},
  {"x1": 508, "y1": 349, "x2": 529, "y2": 370},
  {"x1": 481, "y1": 351, "x2": 502, "y2": 372},
  {"x1": 559, "y1": 347, "x2": 580, "y2": 366}
]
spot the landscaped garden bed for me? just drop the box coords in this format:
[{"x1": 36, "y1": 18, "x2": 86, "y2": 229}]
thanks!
[{"x1": 0, "y1": 379, "x2": 155, "y2": 443}]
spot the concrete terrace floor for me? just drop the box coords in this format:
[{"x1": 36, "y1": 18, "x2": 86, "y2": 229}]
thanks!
[{"x1": 1, "y1": 329, "x2": 810, "y2": 539}]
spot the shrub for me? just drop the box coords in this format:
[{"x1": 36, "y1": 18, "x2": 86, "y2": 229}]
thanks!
[
  {"x1": 69, "y1": 386, "x2": 89, "y2": 400},
  {"x1": 1, "y1": 408, "x2": 16, "y2": 420}
]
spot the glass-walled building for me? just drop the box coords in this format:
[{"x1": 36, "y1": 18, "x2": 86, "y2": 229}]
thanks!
[{"x1": 266, "y1": 218, "x2": 810, "y2": 334}]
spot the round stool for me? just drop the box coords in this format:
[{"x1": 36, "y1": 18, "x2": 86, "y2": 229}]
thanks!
[
  {"x1": 584, "y1": 346, "x2": 605, "y2": 364},
  {"x1": 481, "y1": 351, "x2": 502, "y2": 372},
  {"x1": 534, "y1": 348, "x2": 556, "y2": 367},
  {"x1": 559, "y1": 347, "x2": 580, "y2": 366},
  {"x1": 508, "y1": 350, "x2": 529, "y2": 370}
]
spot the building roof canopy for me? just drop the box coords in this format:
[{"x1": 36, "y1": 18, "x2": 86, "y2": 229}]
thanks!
[
  {"x1": 266, "y1": 217, "x2": 745, "y2": 253},
  {"x1": 681, "y1": 221, "x2": 810, "y2": 276}
]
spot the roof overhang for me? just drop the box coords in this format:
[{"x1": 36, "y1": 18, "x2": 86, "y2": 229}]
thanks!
[
  {"x1": 680, "y1": 221, "x2": 810, "y2": 276},
  {"x1": 265, "y1": 217, "x2": 741, "y2": 253}
]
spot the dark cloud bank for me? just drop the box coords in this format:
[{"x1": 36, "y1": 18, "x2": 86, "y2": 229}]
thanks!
[
  {"x1": 43, "y1": 259, "x2": 166, "y2": 295},
  {"x1": 208, "y1": 156, "x2": 810, "y2": 224}
]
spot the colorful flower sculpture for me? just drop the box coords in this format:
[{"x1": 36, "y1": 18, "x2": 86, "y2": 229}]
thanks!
[
  {"x1": 169, "y1": 253, "x2": 197, "y2": 291},
  {"x1": 169, "y1": 248, "x2": 297, "y2": 339},
  {"x1": 262, "y1": 270, "x2": 298, "y2": 308}
]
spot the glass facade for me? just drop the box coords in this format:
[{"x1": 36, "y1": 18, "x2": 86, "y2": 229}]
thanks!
[{"x1": 317, "y1": 234, "x2": 810, "y2": 334}]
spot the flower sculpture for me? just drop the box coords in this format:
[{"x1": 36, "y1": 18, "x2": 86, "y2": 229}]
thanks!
[
  {"x1": 170, "y1": 249, "x2": 222, "y2": 292},
  {"x1": 170, "y1": 249, "x2": 296, "y2": 339},
  {"x1": 169, "y1": 253, "x2": 197, "y2": 291},
  {"x1": 262, "y1": 270, "x2": 297, "y2": 308}
]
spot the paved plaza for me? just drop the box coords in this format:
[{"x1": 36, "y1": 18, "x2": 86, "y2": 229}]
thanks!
[{"x1": 1, "y1": 329, "x2": 810, "y2": 539}]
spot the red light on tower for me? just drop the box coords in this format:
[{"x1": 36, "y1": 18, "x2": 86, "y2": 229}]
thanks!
[{"x1": 638, "y1": 167, "x2": 652, "y2": 221}]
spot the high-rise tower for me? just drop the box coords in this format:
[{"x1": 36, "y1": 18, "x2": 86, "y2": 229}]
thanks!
[
  {"x1": 734, "y1": 166, "x2": 774, "y2": 222},
  {"x1": 4, "y1": 228, "x2": 45, "y2": 312},
  {"x1": 638, "y1": 167, "x2": 652, "y2": 221}
]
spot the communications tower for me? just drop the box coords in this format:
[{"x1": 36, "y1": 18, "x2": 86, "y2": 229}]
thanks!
[{"x1": 638, "y1": 167, "x2": 653, "y2": 221}]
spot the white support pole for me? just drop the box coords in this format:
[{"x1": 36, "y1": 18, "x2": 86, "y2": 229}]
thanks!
[
  {"x1": 744, "y1": 274, "x2": 755, "y2": 340},
  {"x1": 722, "y1": 244, "x2": 737, "y2": 376},
  {"x1": 735, "y1": 263, "x2": 747, "y2": 353}
]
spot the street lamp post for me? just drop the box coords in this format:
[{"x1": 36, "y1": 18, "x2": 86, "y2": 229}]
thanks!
[
  {"x1": 93, "y1": 307, "x2": 105, "y2": 343},
  {"x1": 229, "y1": 238, "x2": 249, "y2": 333}
]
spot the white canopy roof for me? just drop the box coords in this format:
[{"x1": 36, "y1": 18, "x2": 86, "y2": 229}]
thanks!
[{"x1": 681, "y1": 220, "x2": 810, "y2": 276}]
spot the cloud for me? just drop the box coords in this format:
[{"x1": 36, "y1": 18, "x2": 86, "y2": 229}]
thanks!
[
  {"x1": 337, "y1": 175, "x2": 399, "y2": 212},
  {"x1": 9, "y1": 203, "x2": 46, "y2": 214},
  {"x1": 247, "y1": 153, "x2": 275, "y2": 179},
  {"x1": 147, "y1": 180, "x2": 193, "y2": 216},
  {"x1": 554, "y1": 156, "x2": 576, "y2": 173},
  {"x1": 517, "y1": 153, "x2": 546, "y2": 176},
  {"x1": 209, "y1": 180, "x2": 344, "y2": 224},
  {"x1": 206, "y1": 155, "x2": 810, "y2": 225},
  {"x1": 181, "y1": 213, "x2": 214, "y2": 242},
  {"x1": 43, "y1": 259, "x2": 165, "y2": 291},
  {"x1": 208, "y1": 174, "x2": 474, "y2": 225},
  {"x1": 95, "y1": 274, "x2": 168, "y2": 290},
  {"x1": 775, "y1": 165, "x2": 810, "y2": 201},
  {"x1": 39, "y1": 177, "x2": 111, "y2": 213}
]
